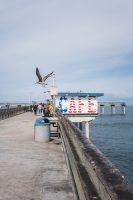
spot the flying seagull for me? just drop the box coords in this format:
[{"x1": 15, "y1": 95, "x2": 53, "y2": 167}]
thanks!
[{"x1": 35, "y1": 67, "x2": 54, "y2": 85}]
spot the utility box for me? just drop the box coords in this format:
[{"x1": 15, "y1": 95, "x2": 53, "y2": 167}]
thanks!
[{"x1": 34, "y1": 117, "x2": 50, "y2": 142}]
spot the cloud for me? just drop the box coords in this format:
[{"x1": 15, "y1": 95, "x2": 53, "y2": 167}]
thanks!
[{"x1": 0, "y1": 0, "x2": 133, "y2": 103}]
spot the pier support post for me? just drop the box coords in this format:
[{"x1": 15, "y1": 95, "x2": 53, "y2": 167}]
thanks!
[
  {"x1": 121, "y1": 104, "x2": 126, "y2": 115},
  {"x1": 76, "y1": 122, "x2": 80, "y2": 129},
  {"x1": 74, "y1": 122, "x2": 83, "y2": 132},
  {"x1": 111, "y1": 104, "x2": 115, "y2": 114},
  {"x1": 79, "y1": 122, "x2": 83, "y2": 131},
  {"x1": 100, "y1": 105, "x2": 104, "y2": 115},
  {"x1": 85, "y1": 121, "x2": 89, "y2": 140},
  {"x1": 74, "y1": 122, "x2": 78, "y2": 127}
]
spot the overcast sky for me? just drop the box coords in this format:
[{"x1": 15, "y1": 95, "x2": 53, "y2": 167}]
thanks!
[{"x1": 0, "y1": 0, "x2": 133, "y2": 104}]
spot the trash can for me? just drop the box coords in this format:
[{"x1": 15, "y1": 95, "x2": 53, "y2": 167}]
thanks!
[{"x1": 34, "y1": 117, "x2": 50, "y2": 142}]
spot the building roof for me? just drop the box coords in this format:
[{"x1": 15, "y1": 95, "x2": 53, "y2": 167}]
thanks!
[{"x1": 58, "y1": 92, "x2": 104, "y2": 97}]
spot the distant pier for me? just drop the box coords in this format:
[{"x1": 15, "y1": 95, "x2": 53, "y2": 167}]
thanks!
[{"x1": 98, "y1": 102, "x2": 126, "y2": 115}]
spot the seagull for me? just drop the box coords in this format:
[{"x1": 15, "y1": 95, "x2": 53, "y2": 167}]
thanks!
[{"x1": 35, "y1": 67, "x2": 54, "y2": 85}]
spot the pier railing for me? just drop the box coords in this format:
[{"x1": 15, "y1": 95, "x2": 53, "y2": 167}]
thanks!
[
  {"x1": 0, "y1": 107, "x2": 28, "y2": 120},
  {"x1": 56, "y1": 110, "x2": 133, "y2": 200}
]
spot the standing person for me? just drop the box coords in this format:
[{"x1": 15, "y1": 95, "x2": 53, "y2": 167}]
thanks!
[
  {"x1": 33, "y1": 104, "x2": 38, "y2": 115},
  {"x1": 45, "y1": 103, "x2": 50, "y2": 117},
  {"x1": 23, "y1": 106, "x2": 27, "y2": 112},
  {"x1": 48, "y1": 101, "x2": 53, "y2": 117},
  {"x1": 42, "y1": 103, "x2": 47, "y2": 116},
  {"x1": 38, "y1": 104, "x2": 42, "y2": 115}
]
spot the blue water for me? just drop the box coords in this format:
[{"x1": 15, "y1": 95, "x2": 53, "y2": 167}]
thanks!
[{"x1": 90, "y1": 105, "x2": 133, "y2": 184}]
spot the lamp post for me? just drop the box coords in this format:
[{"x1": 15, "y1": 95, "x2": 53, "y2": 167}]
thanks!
[{"x1": 50, "y1": 74, "x2": 58, "y2": 117}]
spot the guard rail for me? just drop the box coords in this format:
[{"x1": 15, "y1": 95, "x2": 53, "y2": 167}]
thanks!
[
  {"x1": 0, "y1": 107, "x2": 28, "y2": 120},
  {"x1": 56, "y1": 110, "x2": 133, "y2": 200}
]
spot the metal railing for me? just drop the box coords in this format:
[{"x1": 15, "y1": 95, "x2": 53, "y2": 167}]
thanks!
[
  {"x1": 0, "y1": 107, "x2": 28, "y2": 120},
  {"x1": 56, "y1": 110, "x2": 133, "y2": 200}
]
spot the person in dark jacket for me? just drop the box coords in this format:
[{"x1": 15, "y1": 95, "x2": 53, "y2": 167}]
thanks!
[{"x1": 33, "y1": 104, "x2": 38, "y2": 115}]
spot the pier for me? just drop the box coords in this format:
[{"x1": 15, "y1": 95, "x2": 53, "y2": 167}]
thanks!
[
  {"x1": 0, "y1": 98, "x2": 133, "y2": 199},
  {"x1": 98, "y1": 102, "x2": 126, "y2": 115}
]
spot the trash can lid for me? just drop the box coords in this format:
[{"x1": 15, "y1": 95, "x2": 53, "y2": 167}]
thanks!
[{"x1": 34, "y1": 117, "x2": 50, "y2": 126}]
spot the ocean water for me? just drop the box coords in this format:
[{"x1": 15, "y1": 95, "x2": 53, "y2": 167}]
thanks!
[{"x1": 90, "y1": 105, "x2": 133, "y2": 184}]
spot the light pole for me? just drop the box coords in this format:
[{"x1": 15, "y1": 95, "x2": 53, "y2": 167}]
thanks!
[{"x1": 50, "y1": 74, "x2": 58, "y2": 117}]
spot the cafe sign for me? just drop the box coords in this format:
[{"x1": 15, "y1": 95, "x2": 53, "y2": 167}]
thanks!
[{"x1": 56, "y1": 95, "x2": 98, "y2": 114}]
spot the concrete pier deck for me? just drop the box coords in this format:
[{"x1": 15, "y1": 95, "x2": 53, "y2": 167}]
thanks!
[{"x1": 0, "y1": 113, "x2": 74, "y2": 200}]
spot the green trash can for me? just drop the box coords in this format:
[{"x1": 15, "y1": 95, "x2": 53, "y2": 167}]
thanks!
[{"x1": 34, "y1": 117, "x2": 50, "y2": 142}]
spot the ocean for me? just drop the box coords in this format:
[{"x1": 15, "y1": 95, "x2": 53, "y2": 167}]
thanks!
[{"x1": 90, "y1": 105, "x2": 133, "y2": 184}]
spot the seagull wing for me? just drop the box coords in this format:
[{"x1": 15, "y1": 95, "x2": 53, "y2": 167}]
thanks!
[
  {"x1": 42, "y1": 71, "x2": 54, "y2": 82},
  {"x1": 36, "y1": 67, "x2": 42, "y2": 82}
]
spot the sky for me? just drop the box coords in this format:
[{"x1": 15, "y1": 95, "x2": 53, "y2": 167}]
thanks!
[{"x1": 0, "y1": 0, "x2": 133, "y2": 104}]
